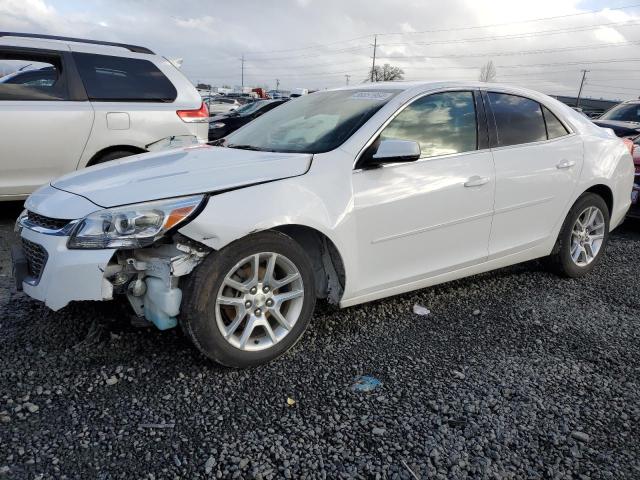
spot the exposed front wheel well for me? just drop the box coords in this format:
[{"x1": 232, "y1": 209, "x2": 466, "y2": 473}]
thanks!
[
  {"x1": 584, "y1": 184, "x2": 613, "y2": 214},
  {"x1": 86, "y1": 145, "x2": 146, "y2": 167},
  {"x1": 272, "y1": 225, "x2": 345, "y2": 304}
]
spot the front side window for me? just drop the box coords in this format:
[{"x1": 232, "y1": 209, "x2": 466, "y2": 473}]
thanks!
[
  {"x1": 0, "y1": 53, "x2": 66, "y2": 101},
  {"x1": 224, "y1": 89, "x2": 399, "y2": 153},
  {"x1": 380, "y1": 91, "x2": 477, "y2": 158},
  {"x1": 488, "y1": 92, "x2": 546, "y2": 147},
  {"x1": 73, "y1": 52, "x2": 177, "y2": 102}
]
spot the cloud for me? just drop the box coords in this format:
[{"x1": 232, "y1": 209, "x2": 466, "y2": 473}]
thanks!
[{"x1": 0, "y1": 0, "x2": 638, "y2": 100}]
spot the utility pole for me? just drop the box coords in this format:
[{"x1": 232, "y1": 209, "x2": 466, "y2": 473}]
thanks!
[
  {"x1": 276, "y1": 78, "x2": 280, "y2": 92},
  {"x1": 576, "y1": 69, "x2": 588, "y2": 107},
  {"x1": 370, "y1": 35, "x2": 377, "y2": 82},
  {"x1": 241, "y1": 54, "x2": 245, "y2": 89},
  {"x1": 345, "y1": 74, "x2": 351, "y2": 86}
]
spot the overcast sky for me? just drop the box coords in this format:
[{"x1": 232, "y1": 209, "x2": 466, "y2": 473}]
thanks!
[{"x1": 1, "y1": 0, "x2": 639, "y2": 100}]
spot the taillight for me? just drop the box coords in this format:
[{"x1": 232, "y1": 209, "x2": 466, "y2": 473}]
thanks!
[{"x1": 177, "y1": 102, "x2": 209, "y2": 123}]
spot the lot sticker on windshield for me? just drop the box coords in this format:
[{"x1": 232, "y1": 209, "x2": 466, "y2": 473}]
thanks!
[{"x1": 350, "y1": 91, "x2": 393, "y2": 101}]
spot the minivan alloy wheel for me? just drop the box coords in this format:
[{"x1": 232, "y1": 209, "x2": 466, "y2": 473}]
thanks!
[
  {"x1": 570, "y1": 206, "x2": 605, "y2": 267},
  {"x1": 215, "y1": 252, "x2": 305, "y2": 351}
]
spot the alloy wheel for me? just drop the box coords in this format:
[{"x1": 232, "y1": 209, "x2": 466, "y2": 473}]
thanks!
[
  {"x1": 570, "y1": 206, "x2": 606, "y2": 267},
  {"x1": 215, "y1": 252, "x2": 305, "y2": 351}
]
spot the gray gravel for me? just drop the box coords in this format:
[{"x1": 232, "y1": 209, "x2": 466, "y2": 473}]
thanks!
[{"x1": 1, "y1": 202, "x2": 639, "y2": 479}]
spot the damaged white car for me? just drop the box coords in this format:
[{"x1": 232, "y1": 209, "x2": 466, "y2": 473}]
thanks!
[{"x1": 13, "y1": 82, "x2": 634, "y2": 367}]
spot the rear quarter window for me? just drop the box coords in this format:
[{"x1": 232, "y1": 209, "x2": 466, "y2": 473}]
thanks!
[{"x1": 72, "y1": 52, "x2": 177, "y2": 102}]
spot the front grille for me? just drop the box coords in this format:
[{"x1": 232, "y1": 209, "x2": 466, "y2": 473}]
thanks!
[
  {"x1": 22, "y1": 238, "x2": 47, "y2": 280},
  {"x1": 26, "y1": 211, "x2": 70, "y2": 231}
]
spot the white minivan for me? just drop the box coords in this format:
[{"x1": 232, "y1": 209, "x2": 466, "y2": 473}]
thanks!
[{"x1": 0, "y1": 32, "x2": 209, "y2": 200}]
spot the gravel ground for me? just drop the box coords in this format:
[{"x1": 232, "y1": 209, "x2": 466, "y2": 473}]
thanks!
[{"x1": 1, "y1": 203, "x2": 639, "y2": 480}]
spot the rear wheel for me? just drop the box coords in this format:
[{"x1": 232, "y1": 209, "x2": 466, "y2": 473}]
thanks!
[
  {"x1": 547, "y1": 193, "x2": 609, "y2": 277},
  {"x1": 181, "y1": 231, "x2": 316, "y2": 368}
]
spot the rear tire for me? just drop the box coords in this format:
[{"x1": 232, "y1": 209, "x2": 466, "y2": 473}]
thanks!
[
  {"x1": 546, "y1": 193, "x2": 610, "y2": 278},
  {"x1": 181, "y1": 231, "x2": 316, "y2": 368}
]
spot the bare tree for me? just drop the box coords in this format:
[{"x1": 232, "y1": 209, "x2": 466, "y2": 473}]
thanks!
[
  {"x1": 367, "y1": 63, "x2": 405, "y2": 82},
  {"x1": 479, "y1": 60, "x2": 497, "y2": 82}
]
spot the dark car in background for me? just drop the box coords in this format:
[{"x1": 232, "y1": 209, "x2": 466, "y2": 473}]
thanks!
[
  {"x1": 208, "y1": 98, "x2": 287, "y2": 140},
  {"x1": 593, "y1": 100, "x2": 640, "y2": 137}
]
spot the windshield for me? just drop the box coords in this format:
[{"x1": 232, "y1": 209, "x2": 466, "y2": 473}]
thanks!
[
  {"x1": 233, "y1": 100, "x2": 269, "y2": 116},
  {"x1": 600, "y1": 103, "x2": 640, "y2": 123},
  {"x1": 225, "y1": 89, "x2": 399, "y2": 153}
]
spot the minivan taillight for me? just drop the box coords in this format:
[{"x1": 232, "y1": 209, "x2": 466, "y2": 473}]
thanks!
[{"x1": 177, "y1": 102, "x2": 209, "y2": 123}]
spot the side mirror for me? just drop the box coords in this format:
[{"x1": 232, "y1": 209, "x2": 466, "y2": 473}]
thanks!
[{"x1": 371, "y1": 139, "x2": 421, "y2": 164}]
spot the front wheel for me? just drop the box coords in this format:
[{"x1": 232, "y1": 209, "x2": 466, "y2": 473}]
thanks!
[
  {"x1": 547, "y1": 192, "x2": 610, "y2": 277},
  {"x1": 181, "y1": 231, "x2": 316, "y2": 368}
]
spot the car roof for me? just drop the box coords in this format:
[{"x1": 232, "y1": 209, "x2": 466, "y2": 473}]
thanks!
[{"x1": 0, "y1": 32, "x2": 154, "y2": 57}]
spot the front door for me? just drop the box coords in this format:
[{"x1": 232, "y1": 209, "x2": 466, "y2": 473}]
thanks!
[{"x1": 352, "y1": 90, "x2": 496, "y2": 296}]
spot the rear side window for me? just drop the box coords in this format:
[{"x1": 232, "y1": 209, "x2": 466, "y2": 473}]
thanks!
[
  {"x1": 488, "y1": 92, "x2": 546, "y2": 147},
  {"x1": 542, "y1": 106, "x2": 569, "y2": 139},
  {"x1": 73, "y1": 52, "x2": 177, "y2": 102},
  {"x1": 0, "y1": 53, "x2": 66, "y2": 101},
  {"x1": 381, "y1": 91, "x2": 477, "y2": 158}
]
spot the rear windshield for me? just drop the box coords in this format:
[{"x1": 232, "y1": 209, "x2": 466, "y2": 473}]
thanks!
[
  {"x1": 224, "y1": 89, "x2": 399, "y2": 153},
  {"x1": 73, "y1": 52, "x2": 177, "y2": 102}
]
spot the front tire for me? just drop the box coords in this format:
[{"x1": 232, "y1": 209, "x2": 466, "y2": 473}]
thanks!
[
  {"x1": 181, "y1": 231, "x2": 316, "y2": 368},
  {"x1": 547, "y1": 192, "x2": 610, "y2": 278}
]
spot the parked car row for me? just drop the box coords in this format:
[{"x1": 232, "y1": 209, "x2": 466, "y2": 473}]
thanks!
[{"x1": 208, "y1": 98, "x2": 288, "y2": 140}]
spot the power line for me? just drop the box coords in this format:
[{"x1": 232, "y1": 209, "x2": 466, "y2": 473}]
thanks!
[
  {"x1": 377, "y1": 40, "x2": 640, "y2": 60},
  {"x1": 241, "y1": 3, "x2": 640, "y2": 56},
  {"x1": 377, "y1": 19, "x2": 640, "y2": 48},
  {"x1": 375, "y1": 3, "x2": 640, "y2": 36}
]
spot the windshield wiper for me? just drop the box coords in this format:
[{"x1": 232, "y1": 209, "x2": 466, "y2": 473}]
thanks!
[{"x1": 227, "y1": 144, "x2": 264, "y2": 151}]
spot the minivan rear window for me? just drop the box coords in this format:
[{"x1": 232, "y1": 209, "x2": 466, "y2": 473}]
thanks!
[{"x1": 73, "y1": 52, "x2": 177, "y2": 102}]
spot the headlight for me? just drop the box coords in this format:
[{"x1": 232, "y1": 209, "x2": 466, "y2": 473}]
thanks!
[
  {"x1": 68, "y1": 195, "x2": 204, "y2": 249},
  {"x1": 211, "y1": 122, "x2": 226, "y2": 129}
]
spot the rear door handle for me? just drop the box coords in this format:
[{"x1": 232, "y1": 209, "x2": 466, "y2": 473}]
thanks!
[
  {"x1": 464, "y1": 175, "x2": 490, "y2": 187},
  {"x1": 556, "y1": 159, "x2": 576, "y2": 169}
]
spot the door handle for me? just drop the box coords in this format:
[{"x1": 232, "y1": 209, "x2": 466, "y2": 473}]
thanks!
[
  {"x1": 464, "y1": 175, "x2": 490, "y2": 187},
  {"x1": 556, "y1": 159, "x2": 576, "y2": 169}
]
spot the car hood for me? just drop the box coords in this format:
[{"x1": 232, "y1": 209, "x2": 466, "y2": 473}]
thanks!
[{"x1": 51, "y1": 145, "x2": 312, "y2": 208}]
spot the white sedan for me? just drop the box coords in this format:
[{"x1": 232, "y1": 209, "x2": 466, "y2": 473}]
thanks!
[{"x1": 13, "y1": 82, "x2": 634, "y2": 367}]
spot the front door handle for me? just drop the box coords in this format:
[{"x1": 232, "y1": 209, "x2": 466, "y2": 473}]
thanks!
[
  {"x1": 464, "y1": 175, "x2": 490, "y2": 187},
  {"x1": 556, "y1": 159, "x2": 576, "y2": 169}
]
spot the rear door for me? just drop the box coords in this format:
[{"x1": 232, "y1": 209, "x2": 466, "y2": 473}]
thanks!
[
  {"x1": 484, "y1": 91, "x2": 583, "y2": 257},
  {"x1": 0, "y1": 47, "x2": 94, "y2": 197}
]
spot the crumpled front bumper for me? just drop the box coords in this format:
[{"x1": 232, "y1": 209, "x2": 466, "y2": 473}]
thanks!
[{"x1": 15, "y1": 226, "x2": 116, "y2": 311}]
